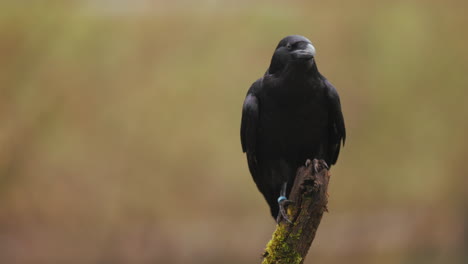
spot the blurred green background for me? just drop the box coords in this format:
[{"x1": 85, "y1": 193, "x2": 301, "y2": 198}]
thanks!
[{"x1": 1, "y1": 1, "x2": 467, "y2": 263}]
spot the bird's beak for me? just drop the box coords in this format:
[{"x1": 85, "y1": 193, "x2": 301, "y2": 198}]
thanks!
[{"x1": 292, "y1": 43, "x2": 316, "y2": 60}]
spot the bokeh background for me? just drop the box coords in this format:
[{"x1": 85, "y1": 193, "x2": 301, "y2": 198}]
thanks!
[{"x1": 1, "y1": 1, "x2": 467, "y2": 263}]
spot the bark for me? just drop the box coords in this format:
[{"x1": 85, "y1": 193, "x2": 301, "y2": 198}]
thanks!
[{"x1": 261, "y1": 159, "x2": 330, "y2": 264}]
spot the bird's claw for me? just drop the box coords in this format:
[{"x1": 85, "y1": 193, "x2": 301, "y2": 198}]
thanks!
[
  {"x1": 313, "y1": 159, "x2": 328, "y2": 173},
  {"x1": 277, "y1": 196, "x2": 294, "y2": 224}
]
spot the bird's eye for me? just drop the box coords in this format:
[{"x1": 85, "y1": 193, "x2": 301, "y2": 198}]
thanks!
[{"x1": 286, "y1": 43, "x2": 292, "y2": 50}]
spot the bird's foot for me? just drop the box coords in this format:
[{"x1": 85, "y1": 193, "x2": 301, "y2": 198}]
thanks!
[
  {"x1": 276, "y1": 196, "x2": 294, "y2": 224},
  {"x1": 312, "y1": 159, "x2": 328, "y2": 173}
]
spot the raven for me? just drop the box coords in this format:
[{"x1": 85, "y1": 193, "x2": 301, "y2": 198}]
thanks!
[{"x1": 240, "y1": 35, "x2": 346, "y2": 220}]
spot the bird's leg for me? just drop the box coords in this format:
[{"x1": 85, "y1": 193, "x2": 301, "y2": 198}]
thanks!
[{"x1": 276, "y1": 182, "x2": 293, "y2": 224}]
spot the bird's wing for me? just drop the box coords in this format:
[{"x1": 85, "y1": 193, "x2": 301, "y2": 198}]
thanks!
[
  {"x1": 324, "y1": 79, "x2": 346, "y2": 165},
  {"x1": 241, "y1": 84, "x2": 260, "y2": 177}
]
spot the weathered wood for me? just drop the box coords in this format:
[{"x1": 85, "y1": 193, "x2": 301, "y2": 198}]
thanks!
[{"x1": 261, "y1": 159, "x2": 330, "y2": 264}]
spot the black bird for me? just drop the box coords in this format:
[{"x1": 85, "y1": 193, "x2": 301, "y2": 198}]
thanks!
[{"x1": 240, "y1": 35, "x2": 346, "y2": 220}]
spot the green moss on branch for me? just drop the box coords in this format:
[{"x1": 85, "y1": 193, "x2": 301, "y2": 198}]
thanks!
[{"x1": 262, "y1": 224, "x2": 302, "y2": 264}]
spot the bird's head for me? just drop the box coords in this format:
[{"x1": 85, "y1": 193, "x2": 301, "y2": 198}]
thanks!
[{"x1": 267, "y1": 35, "x2": 317, "y2": 75}]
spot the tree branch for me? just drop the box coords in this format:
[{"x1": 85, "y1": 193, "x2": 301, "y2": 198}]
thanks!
[{"x1": 261, "y1": 159, "x2": 330, "y2": 264}]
